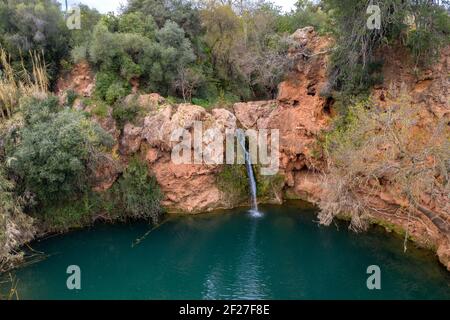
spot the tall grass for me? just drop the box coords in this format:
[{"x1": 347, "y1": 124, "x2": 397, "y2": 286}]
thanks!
[
  {"x1": 0, "y1": 274, "x2": 19, "y2": 300},
  {"x1": 0, "y1": 49, "x2": 48, "y2": 121}
]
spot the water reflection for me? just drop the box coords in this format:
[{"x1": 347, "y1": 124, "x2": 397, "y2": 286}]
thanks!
[
  {"x1": 4, "y1": 203, "x2": 450, "y2": 299},
  {"x1": 235, "y1": 214, "x2": 269, "y2": 299}
]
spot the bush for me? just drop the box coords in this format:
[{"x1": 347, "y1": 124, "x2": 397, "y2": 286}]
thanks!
[
  {"x1": 88, "y1": 18, "x2": 195, "y2": 97},
  {"x1": 276, "y1": 0, "x2": 331, "y2": 34},
  {"x1": 71, "y1": 45, "x2": 88, "y2": 64},
  {"x1": 10, "y1": 97, "x2": 114, "y2": 204},
  {"x1": 112, "y1": 101, "x2": 140, "y2": 129},
  {"x1": 105, "y1": 81, "x2": 130, "y2": 105},
  {"x1": 89, "y1": 99, "x2": 109, "y2": 118},
  {"x1": 117, "y1": 158, "x2": 163, "y2": 224},
  {"x1": 39, "y1": 194, "x2": 96, "y2": 232},
  {"x1": 66, "y1": 89, "x2": 78, "y2": 107},
  {"x1": 21, "y1": 95, "x2": 60, "y2": 125},
  {"x1": 94, "y1": 71, "x2": 120, "y2": 101},
  {"x1": 255, "y1": 169, "x2": 285, "y2": 201},
  {"x1": 406, "y1": 3, "x2": 450, "y2": 66},
  {"x1": 0, "y1": 0, "x2": 70, "y2": 81},
  {"x1": 191, "y1": 97, "x2": 213, "y2": 109}
]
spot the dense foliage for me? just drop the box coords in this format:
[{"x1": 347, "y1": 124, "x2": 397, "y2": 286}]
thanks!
[
  {"x1": 324, "y1": 0, "x2": 450, "y2": 98},
  {"x1": 0, "y1": 0, "x2": 70, "y2": 80},
  {"x1": 8, "y1": 97, "x2": 114, "y2": 204},
  {"x1": 117, "y1": 158, "x2": 163, "y2": 224}
]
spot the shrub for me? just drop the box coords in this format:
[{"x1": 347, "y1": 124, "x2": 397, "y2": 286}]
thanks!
[
  {"x1": 105, "y1": 81, "x2": 130, "y2": 105},
  {"x1": 89, "y1": 99, "x2": 109, "y2": 118},
  {"x1": 71, "y1": 45, "x2": 88, "y2": 64},
  {"x1": 21, "y1": 95, "x2": 60, "y2": 125},
  {"x1": 88, "y1": 19, "x2": 195, "y2": 97},
  {"x1": 324, "y1": 0, "x2": 449, "y2": 102},
  {"x1": 10, "y1": 97, "x2": 114, "y2": 204},
  {"x1": 0, "y1": 0, "x2": 70, "y2": 81},
  {"x1": 255, "y1": 170, "x2": 285, "y2": 201},
  {"x1": 276, "y1": 0, "x2": 331, "y2": 34},
  {"x1": 94, "y1": 71, "x2": 120, "y2": 101},
  {"x1": 112, "y1": 101, "x2": 140, "y2": 129},
  {"x1": 117, "y1": 158, "x2": 163, "y2": 224},
  {"x1": 94, "y1": 71, "x2": 130, "y2": 105},
  {"x1": 191, "y1": 97, "x2": 213, "y2": 109},
  {"x1": 406, "y1": 2, "x2": 450, "y2": 66},
  {"x1": 66, "y1": 89, "x2": 78, "y2": 107},
  {"x1": 39, "y1": 193, "x2": 96, "y2": 232}
]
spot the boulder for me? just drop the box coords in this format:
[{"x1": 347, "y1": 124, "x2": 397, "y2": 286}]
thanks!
[
  {"x1": 120, "y1": 123, "x2": 143, "y2": 155},
  {"x1": 233, "y1": 101, "x2": 275, "y2": 129},
  {"x1": 91, "y1": 154, "x2": 121, "y2": 192}
]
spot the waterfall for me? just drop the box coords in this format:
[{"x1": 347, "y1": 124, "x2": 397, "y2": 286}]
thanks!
[{"x1": 237, "y1": 130, "x2": 261, "y2": 217}]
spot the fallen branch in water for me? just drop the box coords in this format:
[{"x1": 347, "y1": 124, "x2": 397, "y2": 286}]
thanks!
[{"x1": 131, "y1": 218, "x2": 172, "y2": 248}]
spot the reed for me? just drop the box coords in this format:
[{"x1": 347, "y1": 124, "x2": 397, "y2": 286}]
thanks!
[
  {"x1": 0, "y1": 49, "x2": 48, "y2": 121},
  {"x1": 0, "y1": 274, "x2": 19, "y2": 300}
]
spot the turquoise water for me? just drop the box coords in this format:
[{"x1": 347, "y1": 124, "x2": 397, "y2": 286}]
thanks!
[{"x1": 2, "y1": 202, "x2": 450, "y2": 300}]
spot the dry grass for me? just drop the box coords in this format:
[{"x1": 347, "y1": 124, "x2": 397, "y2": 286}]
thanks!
[
  {"x1": 318, "y1": 94, "x2": 450, "y2": 235},
  {"x1": 0, "y1": 274, "x2": 19, "y2": 300},
  {"x1": 0, "y1": 49, "x2": 48, "y2": 121}
]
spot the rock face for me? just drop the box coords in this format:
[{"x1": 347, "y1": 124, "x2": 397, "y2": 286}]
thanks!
[
  {"x1": 151, "y1": 159, "x2": 224, "y2": 213},
  {"x1": 233, "y1": 101, "x2": 276, "y2": 129},
  {"x1": 124, "y1": 93, "x2": 166, "y2": 111},
  {"x1": 120, "y1": 123, "x2": 143, "y2": 155},
  {"x1": 232, "y1": 27, "x2": 450, "y2": 270},
  {"x1": 372, "y1": 44, "x2": 450, "y2": 121},
  {"x1": 143, "y1": 104, "x2": 231, "y2": 213},
  {"x1": 91, "y1": 154, "x2": 121, "y2": 192},
  {"x1": 111, "y1": 27, "x2": 333, "y2": 213},
  {"x1": 82, "y1": 26, "x2": 449, "y2": 269},
  {"x1": 233, "y1": 27, "x2": 332, "y2": 203},
  {"x1": 56, "y1": 60, "x2": 95, "y2": 98},
  {"x1": 117, "y1": 102, "x2": 238, "y2": 213},
  {"x1": 367, "y1": 44, "x2": 450, "y2": 270}
]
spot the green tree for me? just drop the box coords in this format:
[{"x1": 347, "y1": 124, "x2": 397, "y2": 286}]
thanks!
[
  {"x1": 125, "y1": 0, "x2": 203, "y2": 39},
  {"x1": 323, "y1": 0, "x2": 449, "y2": 98},
  {"x1": 0, "y1": 0, "x2": 70, "y2": 79},
  {"x1": 69, "y1": 4, "x2": 102, "y2": 63},
  {"x1": 118, "y1": 12, "x2": 157, "y2": 38}
]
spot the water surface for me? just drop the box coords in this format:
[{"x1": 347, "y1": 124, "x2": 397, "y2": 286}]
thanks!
[{"x1": 2, "y1": 202, "x2": 450, "y2": 299}]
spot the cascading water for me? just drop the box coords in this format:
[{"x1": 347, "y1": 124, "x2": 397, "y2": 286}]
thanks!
[{"x1": 237, "y1": 130, "x2": 261, "y2": 217}]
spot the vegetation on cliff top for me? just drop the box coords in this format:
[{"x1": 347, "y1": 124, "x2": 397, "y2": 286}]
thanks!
[{"x1": 325, "y1": 0, "x2": 450, "y2": 102}]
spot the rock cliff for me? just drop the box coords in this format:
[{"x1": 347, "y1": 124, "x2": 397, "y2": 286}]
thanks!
[{"x1": 57, "y1": 27, "x2": 449, "y2": 270}]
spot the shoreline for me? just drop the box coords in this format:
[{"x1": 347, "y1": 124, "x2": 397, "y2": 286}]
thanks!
[{"x1": 4, "y1": 199, "x2": 448, "y2": 275}]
